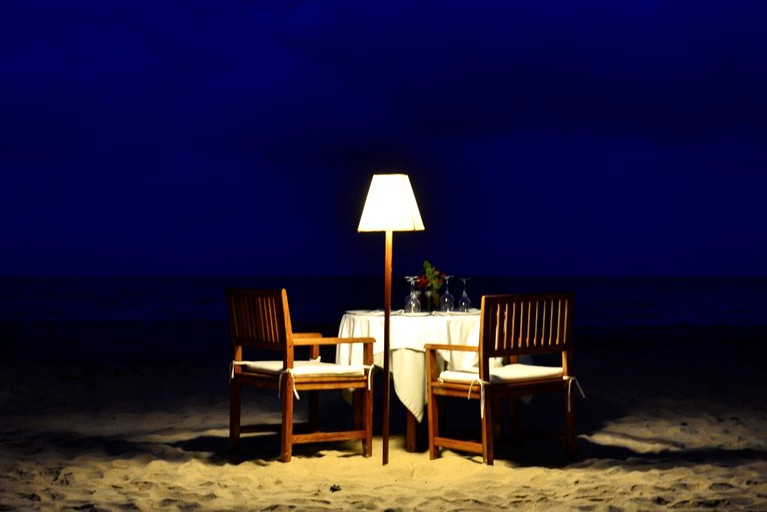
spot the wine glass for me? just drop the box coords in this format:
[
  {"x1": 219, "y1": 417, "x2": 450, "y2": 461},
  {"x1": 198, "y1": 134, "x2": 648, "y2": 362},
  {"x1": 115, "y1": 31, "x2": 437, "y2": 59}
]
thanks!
[
  {"x1": 458, "y1": 278, "x2": 472, "y2": 312},
  {"x1": 404, "y1": 276, "x2": 421, "y2": 313},
  {"x1": 440, "y1": 275, "x2": 455, "y2": 312}
]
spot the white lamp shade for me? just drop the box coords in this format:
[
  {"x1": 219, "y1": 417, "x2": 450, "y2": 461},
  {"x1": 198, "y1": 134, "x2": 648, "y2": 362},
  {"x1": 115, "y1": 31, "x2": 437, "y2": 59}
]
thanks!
[{"x1": 358, "y1": 174, "x2": 425, "y2": 232}]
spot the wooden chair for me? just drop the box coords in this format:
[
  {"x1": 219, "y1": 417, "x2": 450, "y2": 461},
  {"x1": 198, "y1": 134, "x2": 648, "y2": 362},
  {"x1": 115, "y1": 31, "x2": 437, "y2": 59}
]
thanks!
[
  {"x1": 228, "y1": 288, "x2": 375, "y2": 462},
  {"x1": 425, "y1": 292, "x2": 581, "y2": 465}
]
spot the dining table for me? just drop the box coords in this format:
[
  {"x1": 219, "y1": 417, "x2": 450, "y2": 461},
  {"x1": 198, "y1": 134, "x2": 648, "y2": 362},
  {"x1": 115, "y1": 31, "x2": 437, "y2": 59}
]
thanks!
[{"x1": 336, "y1": 308, "x2": 482, "y2": 452}]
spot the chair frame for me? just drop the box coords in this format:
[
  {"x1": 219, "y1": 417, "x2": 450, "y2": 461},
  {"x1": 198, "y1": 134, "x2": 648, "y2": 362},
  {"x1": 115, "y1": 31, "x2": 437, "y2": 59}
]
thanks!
[
  {"x1": 425, "y1": 292, "x2": 577, "y2": 465},
  {"x1": 228, "y1": 288, "x2": 375, "y2": 462}
]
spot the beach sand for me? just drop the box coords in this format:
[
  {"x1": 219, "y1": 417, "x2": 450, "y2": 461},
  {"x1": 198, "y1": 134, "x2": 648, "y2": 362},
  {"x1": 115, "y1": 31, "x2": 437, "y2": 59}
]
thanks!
[{"x1": 1, "y1": 322, "x2": 766, "y2": 511}]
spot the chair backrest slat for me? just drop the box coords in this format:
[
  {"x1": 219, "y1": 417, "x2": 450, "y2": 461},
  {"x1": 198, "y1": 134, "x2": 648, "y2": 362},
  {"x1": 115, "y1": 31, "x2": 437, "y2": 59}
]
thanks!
[
  {"x1": 227, "y1": 288, "x2": 293, "y2": 355},
  {"x1": 479, "y1": 293, "x2": 574, "y2": 379}
]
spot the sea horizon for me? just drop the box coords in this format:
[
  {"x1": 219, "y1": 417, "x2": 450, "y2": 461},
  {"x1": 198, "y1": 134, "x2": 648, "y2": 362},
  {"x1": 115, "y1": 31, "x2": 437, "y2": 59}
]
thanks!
[{"x1": 2, "y1": 275, "x2": 765, "y2": 327}]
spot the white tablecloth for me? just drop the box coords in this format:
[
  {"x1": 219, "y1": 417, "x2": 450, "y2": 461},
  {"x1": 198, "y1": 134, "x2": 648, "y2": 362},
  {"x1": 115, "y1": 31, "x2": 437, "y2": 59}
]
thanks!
[{"x1": 336, "y1": 310, "x2": 481, "y2": 422}]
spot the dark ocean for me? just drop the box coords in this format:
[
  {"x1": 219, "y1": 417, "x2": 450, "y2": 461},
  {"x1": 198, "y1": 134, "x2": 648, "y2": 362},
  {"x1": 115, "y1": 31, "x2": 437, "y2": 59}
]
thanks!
[
  {"x1": 1, "y1": 276, "x2": 765, "y2": 360},
  {"x1": 2, "y1": 275, "x2": 766, "y2": 325}
]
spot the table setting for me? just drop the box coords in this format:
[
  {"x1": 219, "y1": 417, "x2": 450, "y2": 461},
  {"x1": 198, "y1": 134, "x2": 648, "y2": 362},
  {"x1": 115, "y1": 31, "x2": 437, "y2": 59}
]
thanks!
[{"x1": 336, "y1": 261, "x2": 484, "y2": 450}]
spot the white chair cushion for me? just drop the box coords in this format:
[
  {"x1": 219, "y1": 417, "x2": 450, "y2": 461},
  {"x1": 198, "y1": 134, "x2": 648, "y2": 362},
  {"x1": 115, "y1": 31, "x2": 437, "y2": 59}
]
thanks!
[
  {"x1": 440, "y1": 363, "x2": 562, "y2": 384},
  {"x1": 242, "y1": 360, "x2": 366, "y2": 377}
]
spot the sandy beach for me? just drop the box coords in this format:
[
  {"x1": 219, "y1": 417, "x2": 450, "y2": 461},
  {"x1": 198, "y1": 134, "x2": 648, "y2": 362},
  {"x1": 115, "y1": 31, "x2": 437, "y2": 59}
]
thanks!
[{"x1": 1, "y1": 321, "x2": 766, "y2": 511}]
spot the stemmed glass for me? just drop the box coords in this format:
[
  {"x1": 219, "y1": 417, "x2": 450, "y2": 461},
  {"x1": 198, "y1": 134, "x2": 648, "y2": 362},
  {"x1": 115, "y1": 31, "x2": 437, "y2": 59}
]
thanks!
[
  {"x1": 458, "y1": 278, "x2": 472, "y2": 312},
  {"x1": 440, "y1": 275, "x2": 455, "y2": 312},
  {"x1": 404, "y1": 276, "x2": 421, "y2": 313}
]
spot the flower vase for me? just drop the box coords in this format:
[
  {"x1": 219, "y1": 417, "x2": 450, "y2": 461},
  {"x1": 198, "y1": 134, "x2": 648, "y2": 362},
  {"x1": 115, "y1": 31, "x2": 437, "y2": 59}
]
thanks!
[{"x1": 424, "y1": 289, "x2": 440, "y2": 312}]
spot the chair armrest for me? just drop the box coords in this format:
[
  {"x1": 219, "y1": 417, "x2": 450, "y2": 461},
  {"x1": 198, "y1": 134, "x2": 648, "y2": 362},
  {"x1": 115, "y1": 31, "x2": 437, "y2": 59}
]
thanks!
[
  {"x1": 425, "y1": 344, "x2": 478, "y2": 381},
  {"x1": 293, "y1": 337, "x2": 375, "y2": 365},
  {"x1": 294, "y1": 337, "x2": 376, "y2": 366},
  {"x1": 424, "y1": 343, "x2": 477, "y2": 352},
  {"x1": 293, "y1": 332, "x2": 323, "y2": 339},
  {"x1": 294, "y1": 337, "x2": 375, "y2": 346}
]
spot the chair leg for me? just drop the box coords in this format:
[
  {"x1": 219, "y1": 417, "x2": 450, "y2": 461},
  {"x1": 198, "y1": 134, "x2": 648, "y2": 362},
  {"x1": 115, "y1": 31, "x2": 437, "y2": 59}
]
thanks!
[
  {"x1": 363, "y1": 384, "x2": 373, "y2": 457},
  {"x1": 565, "y1": 390, "x2": 577, "y2": 457},
  {"x1": 427, "y1": 394, "x2": 440, "y2": 459},
  {"x1": 481, "y1": 395, "x2": 495, "y2": 465},
  {"x1": 508, "y1": 396, "x2": 520, "y2": 443},
  {"x1": 492, "y1": 398, "x2": 503, "y2": 438},
  {"x1": 308, "y1": 391, "x2": 319, "y2": 433},
  {"x1": 280, "y1": 375, "x2": 294, "y2": 462},
  {"x1": 351, "y1": 389, "x2": 363, "y2": 448},
  {"x1": 353, "y1": 388, "x2": 362, "y2": 429},
  {"x1": 229, "y1": 381, "x2": 241, "y2": 450}
]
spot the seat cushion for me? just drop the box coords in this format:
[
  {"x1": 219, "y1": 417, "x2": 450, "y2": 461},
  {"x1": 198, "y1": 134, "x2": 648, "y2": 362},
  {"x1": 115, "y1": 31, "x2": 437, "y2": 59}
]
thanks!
[
  {"x1": 241, "y1": 360, "x2": 366, "y2": 377},
  {"x1": 440, "y1": 363, "x2": 563, "y2": 384}
]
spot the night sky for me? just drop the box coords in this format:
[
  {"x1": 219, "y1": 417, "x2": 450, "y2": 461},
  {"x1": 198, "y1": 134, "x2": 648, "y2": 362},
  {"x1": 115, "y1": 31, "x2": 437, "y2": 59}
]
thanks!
[{"x1": 3, "y1": 2, "x2": 766, "y2": 277}]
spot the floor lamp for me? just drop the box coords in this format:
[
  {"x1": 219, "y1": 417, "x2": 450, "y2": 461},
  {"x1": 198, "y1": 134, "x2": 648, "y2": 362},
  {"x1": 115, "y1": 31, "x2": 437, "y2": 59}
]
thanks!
[{"x1": 358, "y1": 174, "x2": 424, "y2": 465}]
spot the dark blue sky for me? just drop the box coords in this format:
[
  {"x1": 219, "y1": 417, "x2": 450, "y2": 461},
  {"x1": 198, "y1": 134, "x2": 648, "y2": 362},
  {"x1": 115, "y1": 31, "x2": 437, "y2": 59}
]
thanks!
[{"x1": 2, "y1": 1, "x2": 766, "y2": 277}]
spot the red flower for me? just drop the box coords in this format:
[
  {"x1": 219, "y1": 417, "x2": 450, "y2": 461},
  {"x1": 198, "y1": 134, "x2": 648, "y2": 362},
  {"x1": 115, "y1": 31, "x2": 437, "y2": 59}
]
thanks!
[{"x1": 417, "y1": 260, "x2": 445, "y2": 291}]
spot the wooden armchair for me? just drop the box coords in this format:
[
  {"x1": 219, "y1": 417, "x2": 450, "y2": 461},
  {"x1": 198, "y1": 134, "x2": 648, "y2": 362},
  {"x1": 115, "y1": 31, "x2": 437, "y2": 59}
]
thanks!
[
  {"x1": 425, "y1": 292, "x2": 581, "y2": 465},
  {"x1": 227, "y1": 288, "x2": 375, "y2": 462}
]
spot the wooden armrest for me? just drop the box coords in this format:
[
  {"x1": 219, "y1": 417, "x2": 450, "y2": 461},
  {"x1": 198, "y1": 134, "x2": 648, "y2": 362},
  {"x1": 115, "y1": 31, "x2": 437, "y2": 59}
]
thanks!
[
  {"x1": 293, "y1": 337, "x2": 375, "y2": 346},
  {"x1": 424, "y1": 343, "x2": 478, "y2": 352},
  {"x1": 293, "y1": 332, "x2": 323, "y2": 338}
]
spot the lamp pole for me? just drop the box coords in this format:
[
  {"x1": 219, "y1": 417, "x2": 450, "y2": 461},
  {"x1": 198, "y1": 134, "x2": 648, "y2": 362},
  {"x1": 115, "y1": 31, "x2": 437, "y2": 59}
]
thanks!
[{"x1": 382, "y1": 230, "x2": 393, "y2": 465}]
